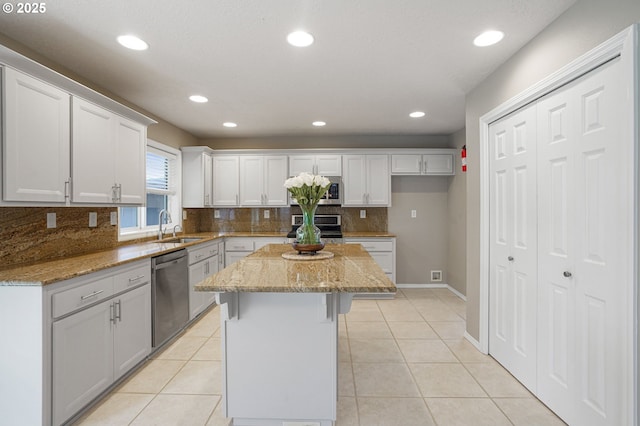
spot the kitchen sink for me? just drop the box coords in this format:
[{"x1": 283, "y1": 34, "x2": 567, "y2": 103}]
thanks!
[{"x1": 156, "y1": 237, "x2": 205, "y2": 244}]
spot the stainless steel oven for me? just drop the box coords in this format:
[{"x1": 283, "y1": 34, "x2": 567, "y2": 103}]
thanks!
[{"x1": 289, "y1": 176, "x2": 342, "y2": 205}]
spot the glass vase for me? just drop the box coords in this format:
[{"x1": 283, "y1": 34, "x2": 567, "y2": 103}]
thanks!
[{"x1": 296, "y1": 203, "x2": 322, "y2": 245}]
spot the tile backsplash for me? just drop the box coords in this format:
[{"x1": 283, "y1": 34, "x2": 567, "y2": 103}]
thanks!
[
  {"x1": 1, "y1": 206, "x2": 387, "y2": 268},
  {"x1": 184, "y1": 206, "x2": 387, "y2": 234}
]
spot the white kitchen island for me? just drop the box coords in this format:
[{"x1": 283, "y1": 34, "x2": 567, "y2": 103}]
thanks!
[{"x1": 196, "y1": 243, "x2": 396, "y2": 426}]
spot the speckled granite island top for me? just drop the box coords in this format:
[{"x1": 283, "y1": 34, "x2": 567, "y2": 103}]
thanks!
[{"x1": 196, "y1": 243, "x2": 397, "y2": 293}]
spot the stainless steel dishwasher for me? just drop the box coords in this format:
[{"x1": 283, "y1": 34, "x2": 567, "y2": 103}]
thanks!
[{"x1": 151, "y1": 249, "x2": 189, "y2": 348}]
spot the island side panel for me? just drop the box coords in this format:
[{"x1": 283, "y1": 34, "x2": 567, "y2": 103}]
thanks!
[{"x1": 222, "y1": 292, "x2": 338, "y2": 423}]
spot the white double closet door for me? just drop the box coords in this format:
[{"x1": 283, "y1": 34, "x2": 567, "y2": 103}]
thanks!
[{"x1": 489, "y1": 58, "x2": 627, "y2": 426}]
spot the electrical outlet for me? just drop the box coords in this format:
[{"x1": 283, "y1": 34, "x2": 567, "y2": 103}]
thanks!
[
  {"x1": 214, "y1": 210, "x2": 220, "y2": 219},
  {"x1": 360, "y1": 209, "x2": 366, "y2": 219},
  {"x1": 89, "y1": 212, "x2": 97, "y2": 227},
  {"x1": 110, "y1": 211, "x2": 118, "y2": 225},
  {"x1": 183, "y1": 210, "x2": 187, "y2": 220},
  {"x1": 264, "y1": 210, "x2": 270, "y2": 219},
  {"x1": 411, "y1": 209, "x2": 417, "y2": 218},
  {"x1": 46, "y1": 212, "x2": 56, "y2": 229}
]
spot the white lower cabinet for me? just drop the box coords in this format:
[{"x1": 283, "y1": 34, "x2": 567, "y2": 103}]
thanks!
[
  {"x1": 345, "y1": 237, "x2": 396, "y2": 284},
  {"x1": 188, "y1": 240, "x2": 222, "y2": 320},
  {"x1": 50, "y1": 260, "x2": 151, "y2": 426}
]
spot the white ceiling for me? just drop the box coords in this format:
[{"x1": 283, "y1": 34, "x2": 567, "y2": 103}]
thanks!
[{"x1": 0, "y1": 0, "x2": 575, "y2": 138}]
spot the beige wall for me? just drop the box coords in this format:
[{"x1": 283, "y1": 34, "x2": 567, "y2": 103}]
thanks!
[
  {"x1": 389, "y1": 176, "x2": 451, "y2": 284},
  {"x1": 0, "y1": 32, "x2": 198, "y2": 149},
  {"x1": 447, "y1": 128, "x2": 466, "y2": 296},
  {"x1": 464, "y1": 0, "x2": 640, "y2": 340}
]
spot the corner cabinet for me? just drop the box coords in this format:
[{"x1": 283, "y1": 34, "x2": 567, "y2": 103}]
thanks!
[
  {"x1": 342, "y1": 154, "x2": 391, "y2": 206},
  {"x1": 391, "y1": 153, "x2": 455, "y2": 175},
  {"x1": 239, "y1": 155, "x2": 288, "y2": 206},
  {"x1": 71, "y1": 97, "x2": 146, "y2": 204},
  {"x1": 2, "y1": 67, "x2": 71, "y2": 203},
  {"x1": 182, "y1": 147, "x2": 214, "y2": 208}
]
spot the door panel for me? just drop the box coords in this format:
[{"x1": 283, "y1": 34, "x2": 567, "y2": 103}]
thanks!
[
  {"x1": 537, "y1": 58, "x2": 625, "y2": 426},
  {"x1": 488, "y1": 104, "x2": 537, "y2": 392}
]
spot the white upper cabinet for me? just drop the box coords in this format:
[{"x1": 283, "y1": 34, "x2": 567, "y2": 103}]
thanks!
[
  {"x1": 182, "y1": 148, "x2": 214, "y2": 207},
  {"x1": 391, "y1": 153, "x2": 455, "y2": 175},
  {"x1": 114, "y1": 117, "x2": 146, "y2": 204},
  {"x1": 343, "y1": 154, "x2": 390, "y2": 206},
  {"x1": 2, "y1": 67, "x2": 71, "y2": 203},
  {"x1": 239, "y1": 155, "x2": 288, "y2": 206},
  {"x1": 72, "y1": 97, "x2": 146, "y2": 204},
  {"x1": 289, "y1": 154, "x2": 342, "y2": 176},
  {"x1": 212, "y1": 156, "x2": 240, "y2": 206}
]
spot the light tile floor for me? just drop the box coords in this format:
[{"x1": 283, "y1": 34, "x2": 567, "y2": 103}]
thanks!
[{"x1": 75, "y1": 288, "x2": 566, "y2": 426}]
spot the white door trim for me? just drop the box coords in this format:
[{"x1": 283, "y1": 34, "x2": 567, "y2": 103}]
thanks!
[{"x1": 477, "y1": 24, "x2": 638, "y2": 425}]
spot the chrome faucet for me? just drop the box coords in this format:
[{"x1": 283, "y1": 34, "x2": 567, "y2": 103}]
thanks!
[
  {"x1": 158, "y1": 209, "x2": 172, "y2": 240},
  {"x1": 172, "y1": 224, "x2": 182, "y2": 237}
]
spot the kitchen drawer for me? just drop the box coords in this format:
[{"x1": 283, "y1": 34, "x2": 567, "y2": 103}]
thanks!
[
  {"x1": 52, "y1": 276, "x2": 114, "y2": 319},
  {"x1": 188, "y1": 241, "x2": 219, "y2": 265},
  {"x1": 369, "y1": 252, "x2": 393, "y2": 273},
  {"x1": 225, "y1": 238, "x2": 254, "y2": 252},
  {"x1": 113, "y1": 261, "x2": 151, "y2": 294},
  {"x1": 346, "y1": 240, "x2": 393, "y2": 252}
]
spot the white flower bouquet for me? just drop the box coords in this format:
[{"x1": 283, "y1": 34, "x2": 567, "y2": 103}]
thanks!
[{"x1": 284, "y1": 172, "x2": 331, "y2": 246}]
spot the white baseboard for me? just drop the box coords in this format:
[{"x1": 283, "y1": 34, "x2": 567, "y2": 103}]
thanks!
[
  {"x1": 464, "y1": 331, "x2": 486, "y2": 354},
  {"x1": 396, "y1": 283, "x2": 467, "y2": 301}
]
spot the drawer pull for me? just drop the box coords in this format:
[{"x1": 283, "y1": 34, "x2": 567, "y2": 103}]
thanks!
[
  {"x1": 195, "y1": 254, "x2": 204, "y2": 260},
  {"x1": 128, "y1": 275, "x2": 145, "y2": 283},
  {"x1": 80, "y1": 290, "x2": 104, "y2": 301}
]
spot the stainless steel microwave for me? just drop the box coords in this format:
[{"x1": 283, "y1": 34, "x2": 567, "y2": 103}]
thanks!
[{"x1": 289, "y1": 176, "x2": 342, "y2": 205}]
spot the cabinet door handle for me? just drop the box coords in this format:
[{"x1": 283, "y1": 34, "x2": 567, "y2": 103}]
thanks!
[
  {"x1": 118, "y1": 184, "x2": 122, "y2": 202},
  {"x1": 128, "y1": 275, "x2": 145, "y2": 283},
  {"x1": 81, "y1": 289, "x2": 104, "y2": 301},
  {"x1": 563, "y1": 271, "x2": 572, "y2": 278},
  {"x1": 115, "y1": 300, "x2": 122, "y2": 322},
  {"x1": 236, "y1": 194, "x2": 239, "y2": 205},
  {"x1": 110, "y1": 303, "x2": 116, "y2": 324}
]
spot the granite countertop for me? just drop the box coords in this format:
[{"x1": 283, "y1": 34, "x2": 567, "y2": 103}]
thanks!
[
  {"x1": 343, "y1": 231, "x2": 396, "y2": 238},
  {"x1": 195, "y1": 243, "x2": 397, "y2": 294},
  {"x1": 0, "y1": 234, "x2": 219, "y2": 286},
  {"x1": 0, "y1": 231, "x2": 393, "y2": 286}
]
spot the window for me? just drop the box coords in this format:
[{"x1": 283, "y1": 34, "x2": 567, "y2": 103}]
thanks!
[{"x1": 119, "y1": 140, "x2": 181, "y2": 240}]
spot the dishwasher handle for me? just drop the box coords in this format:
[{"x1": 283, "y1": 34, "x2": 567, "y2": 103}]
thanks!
[{"x1": 154, "y1": 256, "x2": 187, "y2": 271}]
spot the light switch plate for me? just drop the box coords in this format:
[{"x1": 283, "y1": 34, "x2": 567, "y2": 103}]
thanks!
[
  {"x1": 89, "y1": 212, "x2": 97, "y2": 227},
  {"x1": 46, "y1": 212, "x2": 56, "y2": 229},
  {"x1": 110, "y1": 211, "x2": 118, "y2": 225},
  {"x1": 183, "y1": 210, "x2": 187, "y2": 220},
  {"x1": 264, "y1": 210, "x2": 270, "y2": 219},
  {"x1": 360, "y1": 209, "x2": 366, "y2": 219},
  {"x1": 214, "y1": 210, "x2": 220, "y2": 219},
  {"x1": 411, "y1": 209, "x2": 417, "y2": 218}
]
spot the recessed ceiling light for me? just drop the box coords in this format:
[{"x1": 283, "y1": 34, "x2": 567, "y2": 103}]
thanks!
[
  {"x1": 409, "y1": 111, "x2": 426, "y2": 118},
  {"x1": 312, "y1": 121, "x2": 326, "y2": 127},
  {"x1": 116, "y1": 35, "x2": 149, "y2": 51},
  {"x1": 473, "y1": 30, "x2": 504, "y2": 47},
  {"x1": 189, "y1": 95, "x2": 208, "y2": 103},
  {"x1": 287, "y1": 31, "x2": 314, "y2": 47},
  {"x1": 223, "y1": 122, "x2": 238, "y2": 128}
]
